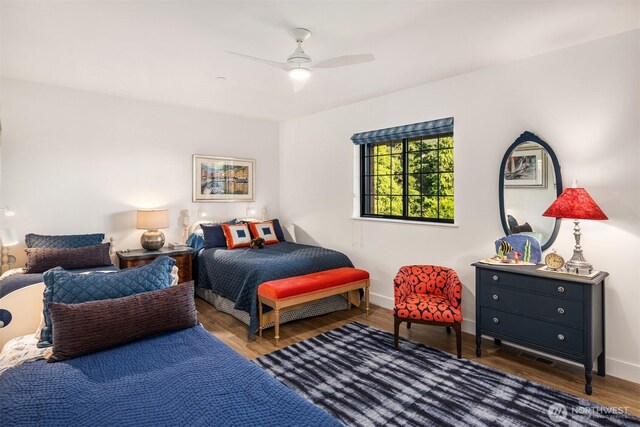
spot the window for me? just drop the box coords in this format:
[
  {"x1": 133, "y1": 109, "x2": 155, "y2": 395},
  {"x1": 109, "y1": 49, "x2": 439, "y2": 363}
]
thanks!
[{"x1": 352, "y1": 118, "x2": 454, "y2": 223}]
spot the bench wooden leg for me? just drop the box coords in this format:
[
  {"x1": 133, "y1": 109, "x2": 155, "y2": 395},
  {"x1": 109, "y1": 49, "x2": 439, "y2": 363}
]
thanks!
[
  {"x1": 258, "y1": 300, "x2": 263, "y2": 337},
  {"x1": 365, "y1": 284, "x2": 370, "y2": 317},
  {"x1": 274, "y1": 308, "x2": 280, "y2": 347},
  {"x1": 347, "y1": 291, "x2": 351, "y2": 310}
]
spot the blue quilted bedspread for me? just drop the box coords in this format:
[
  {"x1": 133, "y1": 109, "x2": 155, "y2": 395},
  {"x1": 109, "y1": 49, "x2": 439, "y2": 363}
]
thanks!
[
  {"x1": 0, "y1": 326, "x2": 339, "y2": 427},
  {"x1": 196, "y1": 242, "x2": 353, "y2": 336},
  {"x1": 0, "y1": 265, "x2": 118, "y2": 299}
]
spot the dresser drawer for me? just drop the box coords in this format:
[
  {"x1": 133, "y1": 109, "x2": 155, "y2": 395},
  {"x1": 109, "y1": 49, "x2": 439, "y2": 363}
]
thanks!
[
  {"x1": 480, "y1": 308, "x2": 583, "y2": 355},
  {"x1": 480, "y1": 285, "x2": 584, "y2": 328},
  {"x1": 479, "y1": 269, "x2": 583, "y2": 301}
]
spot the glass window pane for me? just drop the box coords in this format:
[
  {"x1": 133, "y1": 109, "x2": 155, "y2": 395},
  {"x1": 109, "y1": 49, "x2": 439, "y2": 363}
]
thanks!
[
  {"x1": 373, "y1": 142, "x2": 391, "y2": 156},
  {"x1": 408, "y1": 138, "x2": 421, "y2": 152},
  {"x1": 421, "y1": 173, "x2": 438, "y2": 195},
  {"x1": 375, "y1": 154, "x2": 391, "y2": 172},
  {"x1": 422, "y1": 150, "x2": 438, "y2": 172},
  {"x1": 376, "y1": 196, "x2": 391, "y2": 215},
  {"x1": 422, "y1": 137, "x2": 438, "y2": 151},
  {"x1": 407, "y1": 174, "x2": 421, "y2": 196},
  {"x1": 440, "y1": 196, "x2": 454, "y2": 219},
  {"x1": 375, "y1": 175, "x2": 391, "y2": 195},
  {"x1": 422, "y1": 196, "x2": 438, "y2": 218},
  {"x1": 440, "y1": 149, "x2": 453, "y2": 171},
  {"x1": 391, "y1": 140, "x2": 403, "y2": 154},
  {"x1": 440, "y1": 173, "x2": 454, "y2": 195},
  {"x1": 391, "y1": 196, "x2": 404, "y2": 216},
  {"x1": 392, "y1": 173, "x2": 403, "y2": 195},
  {"x1": 391, "y1": 154, "x2": 403, "y2": 175},
  {"x1": 408, "y1": 153, "x2": 421, "y2": 174},
  {"x1": 439, "y1": 135, "x2": 454, "y2": 149},
  {"x1": 408, "y1": 196, "x2": 421, "y2": 217}
]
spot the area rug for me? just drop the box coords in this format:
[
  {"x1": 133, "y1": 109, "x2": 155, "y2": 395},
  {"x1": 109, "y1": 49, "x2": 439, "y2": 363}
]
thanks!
[{"x1": 254, "y1": 322, "x2": 639, "y2": 427}]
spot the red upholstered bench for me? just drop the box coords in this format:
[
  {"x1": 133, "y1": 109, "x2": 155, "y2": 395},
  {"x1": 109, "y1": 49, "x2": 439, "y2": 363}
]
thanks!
[{"x1": 258, "y1": 267, "x2": 370, "y2": 346}]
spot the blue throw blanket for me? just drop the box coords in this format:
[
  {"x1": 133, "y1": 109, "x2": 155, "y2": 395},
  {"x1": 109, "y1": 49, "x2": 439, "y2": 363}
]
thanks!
[
  {"x1": 197, "y1": 242, "x2": 354, "y2": 336},
  {"x1": 0, "y1": 326, "x2": 339, "y2": 427}
]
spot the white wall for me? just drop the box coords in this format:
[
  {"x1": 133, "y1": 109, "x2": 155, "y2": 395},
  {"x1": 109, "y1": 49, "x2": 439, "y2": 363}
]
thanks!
[
  {"x1": 279, "y1": 30, "x2": 640, "y2": 382},
  {"x1": 0, "y1": 79, "x2": 279, "y2": 265}
]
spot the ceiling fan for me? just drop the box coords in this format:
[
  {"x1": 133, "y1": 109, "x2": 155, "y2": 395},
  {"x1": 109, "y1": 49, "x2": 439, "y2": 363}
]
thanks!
[{"x1": 227, "y1": 28, "x2": 374, "y2": 85}]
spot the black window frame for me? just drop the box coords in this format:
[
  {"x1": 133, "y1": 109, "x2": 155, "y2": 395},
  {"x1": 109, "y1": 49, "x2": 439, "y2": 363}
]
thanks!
[{"x1": 359, "y1": 132, "x2": 454, "y2": 224}]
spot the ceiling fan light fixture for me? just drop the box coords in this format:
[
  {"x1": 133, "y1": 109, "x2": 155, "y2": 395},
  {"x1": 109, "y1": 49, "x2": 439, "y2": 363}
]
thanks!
[{"x1": 288, "y1": 66, "x2": 311, "y2": 80}]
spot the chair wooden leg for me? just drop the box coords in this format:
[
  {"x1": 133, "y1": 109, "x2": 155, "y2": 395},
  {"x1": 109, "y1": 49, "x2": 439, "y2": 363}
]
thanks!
[
  {"x1": 393, "y1": 316, "x2": 401, "y2": 349},
  {"x1": 446, "y1": 326, "x2": 451, "y2": 335},
  {"x1": 453, "y1": 322, "x2": 462, "y2": 358},
  {"x1": 407, "y1": 322, "x2": 411, "y2": 329},
  {"x1": 365, "y1": 284, "x2": 370, "y2": 317}
]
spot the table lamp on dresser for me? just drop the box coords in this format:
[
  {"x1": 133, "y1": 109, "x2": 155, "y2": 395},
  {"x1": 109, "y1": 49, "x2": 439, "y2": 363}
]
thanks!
[{"x1": 542, "y1": 185, "x2": 608, "y2": 274}]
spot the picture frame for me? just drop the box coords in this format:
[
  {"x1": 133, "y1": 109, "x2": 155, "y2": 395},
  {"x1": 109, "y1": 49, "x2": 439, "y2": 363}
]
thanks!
[
  {"x1": 192, "y1": 155, "x2": 255, "y2": 202},
  {"x1": 504, "y1": 146, "x2": 547, "y2": 188}
]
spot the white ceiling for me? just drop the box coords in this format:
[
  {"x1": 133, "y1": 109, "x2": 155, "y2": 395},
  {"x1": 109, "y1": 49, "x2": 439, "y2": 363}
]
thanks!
[{"x1": 1, "y1": 1, "x2": 638, "y2": 122}]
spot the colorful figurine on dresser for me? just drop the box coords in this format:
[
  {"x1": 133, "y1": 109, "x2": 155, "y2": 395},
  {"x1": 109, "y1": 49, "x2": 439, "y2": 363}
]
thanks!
[{"x1": 492, "y1": 234, "x2": 542, "y2": 264}]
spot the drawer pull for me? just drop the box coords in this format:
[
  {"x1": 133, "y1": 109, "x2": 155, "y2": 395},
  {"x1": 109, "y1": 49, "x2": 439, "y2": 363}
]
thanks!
[
  {"x1": 492, "y1": 275, "x2": 499, "y2": 282},
  {"x1": 557, "y1": 334, "x2": 565, "y2": 341},
  {"x1": 492, "y1": 294, "x2": 499, "y2": 301},
  {"x1": 557, "y1": 307, "x2": 565, "y2": 315},
  {"x1": 493, "y1": 317, "x2": 500, "y2": 324},
  {"x1": 557, "y1": 286, "x2": 565, "y2": 293}
]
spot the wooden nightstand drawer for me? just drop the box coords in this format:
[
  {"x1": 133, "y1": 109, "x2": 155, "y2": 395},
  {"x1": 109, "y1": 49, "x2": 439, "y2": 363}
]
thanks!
[
  {"x1": 480, "y1": 308, "x2": 583, "y2": 356},
  {"x1": 479, "y1": 269, "x2": 583, "y2": 301},
  {"x1": 117, "y1": 248, "x2": 193, "y2": 284},
  {"x1": 480, "y1": 284, "x2": 584, "y2": 328}
]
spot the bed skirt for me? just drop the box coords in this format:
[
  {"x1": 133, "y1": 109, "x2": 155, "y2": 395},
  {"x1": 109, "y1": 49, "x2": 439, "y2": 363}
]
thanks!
[{"x1": 195, "y1": 288, "x2": 351, "y2": 329}]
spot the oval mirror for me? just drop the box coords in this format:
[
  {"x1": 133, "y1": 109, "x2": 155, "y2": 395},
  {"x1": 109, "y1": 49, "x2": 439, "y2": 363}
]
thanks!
[{"x1": 499, "y1": 131, "x2": 563, "y2": 251}]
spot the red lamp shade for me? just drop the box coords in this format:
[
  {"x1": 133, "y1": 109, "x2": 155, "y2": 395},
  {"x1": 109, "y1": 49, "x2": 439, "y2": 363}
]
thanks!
[{"x1": 542, "y1": 188, "x2": 608, "y2": 220}]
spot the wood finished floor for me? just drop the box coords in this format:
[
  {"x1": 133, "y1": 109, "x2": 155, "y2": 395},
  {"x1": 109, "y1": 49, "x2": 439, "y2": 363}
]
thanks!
[{"x1": 195, "y1": 298, "x2": 640, "y2": 417}]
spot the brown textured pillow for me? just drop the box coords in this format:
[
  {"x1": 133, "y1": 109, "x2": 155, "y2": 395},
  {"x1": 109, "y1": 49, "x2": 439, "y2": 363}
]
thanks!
[
  {"x1": 510, "y1": 222, "x2": 533, "y2": 234},
  {"x1": 24, "y1": 243, "x2": 112, "y2": 273},
  {"x1": 48, "y1": 282, "x2": 197, "y2": 361}
]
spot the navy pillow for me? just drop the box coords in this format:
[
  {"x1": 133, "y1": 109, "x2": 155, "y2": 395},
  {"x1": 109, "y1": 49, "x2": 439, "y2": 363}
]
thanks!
[
  {"x1": 271, "y1": 219, "x2": 286, "y2": 242},
  {"x1": 25, "y1": 233, "x2": 105, "y2": 248},
  {"x1": 201, "y1": 224, "x2": 227, "y2": 249},
  {"x1": 38, "y1": 256, "x2": 176, "y2": 348}
]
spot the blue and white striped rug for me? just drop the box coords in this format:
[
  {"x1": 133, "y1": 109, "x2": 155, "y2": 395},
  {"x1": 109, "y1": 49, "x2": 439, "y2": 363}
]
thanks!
[{"x1": 254, "y1": 322, "x2": 639, "y2": 426}]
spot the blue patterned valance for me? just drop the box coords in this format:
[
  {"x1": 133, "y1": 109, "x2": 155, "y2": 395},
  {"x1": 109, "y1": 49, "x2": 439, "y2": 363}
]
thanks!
[{"x1": 351, "y1": 117, "x2": 453, "y2": 145}]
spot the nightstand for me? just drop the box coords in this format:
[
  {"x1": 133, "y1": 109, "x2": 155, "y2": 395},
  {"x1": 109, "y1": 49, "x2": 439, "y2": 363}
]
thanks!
[{"x1": 117, "y1": 248, "x2": 193, "y2": 284}]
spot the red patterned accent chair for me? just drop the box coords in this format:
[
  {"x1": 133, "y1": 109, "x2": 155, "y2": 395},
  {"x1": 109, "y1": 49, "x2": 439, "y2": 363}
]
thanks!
[{"x1": 393, "y1": 265, "x2": 463, "y2": 358}]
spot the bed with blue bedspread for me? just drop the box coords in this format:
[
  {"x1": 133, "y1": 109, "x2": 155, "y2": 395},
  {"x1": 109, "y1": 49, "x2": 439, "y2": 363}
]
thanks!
[
  {"x1": 196, "y1": 242, "x2": 354, "y2": 336},
  {"x1": 0, "y1": 325, "x2": 339, "y2": 426}
]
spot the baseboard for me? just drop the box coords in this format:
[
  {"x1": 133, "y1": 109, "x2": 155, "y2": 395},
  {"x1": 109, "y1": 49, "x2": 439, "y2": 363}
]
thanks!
[{"x1": 368, "y1": 291, "x2": 639, "y2": 383}]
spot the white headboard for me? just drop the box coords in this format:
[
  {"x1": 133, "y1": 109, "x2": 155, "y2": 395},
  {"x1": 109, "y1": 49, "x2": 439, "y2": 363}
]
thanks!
[{"x1": 187, "y1": 219, "x2": 228, "y2": 235}]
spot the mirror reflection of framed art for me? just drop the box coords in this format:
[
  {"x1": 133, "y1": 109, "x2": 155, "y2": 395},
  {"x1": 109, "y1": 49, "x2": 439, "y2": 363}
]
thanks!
[{"x1": 504, "y1": 145, "x2": 547, "y2": 188}]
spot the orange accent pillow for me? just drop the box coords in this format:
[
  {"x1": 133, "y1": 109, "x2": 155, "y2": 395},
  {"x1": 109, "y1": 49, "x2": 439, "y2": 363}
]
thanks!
[
  {"x1": 248, "y1": 221, "x2": 279, "y2": 244},
  {"x1": 220, "y1": 224, "x2": 252, "y2": 249}
]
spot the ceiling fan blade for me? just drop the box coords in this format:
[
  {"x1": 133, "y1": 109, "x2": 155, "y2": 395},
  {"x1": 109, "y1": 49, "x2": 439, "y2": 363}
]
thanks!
[
  {"x1": 313, "y1": 54, "x2": 375, "y2": 69},
  {"x1": 226, "y1": 51, "x2": 289, "y2": 71}
]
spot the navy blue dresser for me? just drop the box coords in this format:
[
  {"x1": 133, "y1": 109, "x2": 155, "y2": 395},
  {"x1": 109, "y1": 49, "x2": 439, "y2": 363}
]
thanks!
[{"x1": 472, "y1": 262, "x2": 608, "y2": 395}]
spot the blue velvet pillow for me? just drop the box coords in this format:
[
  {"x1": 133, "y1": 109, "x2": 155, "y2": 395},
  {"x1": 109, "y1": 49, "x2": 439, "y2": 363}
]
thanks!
[
  {"x1": 271, "y1": 219, "x2": 286, "y2": 242},
  {"x1": 38, "y1": 256, "x2": 176, "y2": 348},
  {"x1": 25, "y1": 233, "x2": 105, "y2": 248},
  {"x1": 200, "y1": 219, "x2": 238, "y2": 249}
]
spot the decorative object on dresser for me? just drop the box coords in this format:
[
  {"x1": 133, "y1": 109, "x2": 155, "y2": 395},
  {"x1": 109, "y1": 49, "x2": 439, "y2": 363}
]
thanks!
[
  {"x1": 117, "y1": 247, "x2": 193, "y2": 284},
  {"x1": 192, "y1": 155, "x2": 255, "y2": 202},
  {"x1": 542, "y1": 184, "x2": 608, "y2": 275},
  {"x1": 137, "y1": 208, "x2": 170, "y2": 251},
  {"x1": 0, "y1": 228, "x2": 19, "y2": 273},
  {"x1": 472, "y1": 262, "x2": 608, "y2": 395},
  {"x1": 393, "y1": 265, "x2": 463, "y2": 358}
]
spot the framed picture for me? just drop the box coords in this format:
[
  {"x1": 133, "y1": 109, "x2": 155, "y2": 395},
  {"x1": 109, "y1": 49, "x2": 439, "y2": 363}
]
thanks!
[
  {"x1": 192, "y1": 155, "x2": 255, "y2": 202},
  {"x1": 504, "y1": 147, "x2": 547, "y2": 188}
]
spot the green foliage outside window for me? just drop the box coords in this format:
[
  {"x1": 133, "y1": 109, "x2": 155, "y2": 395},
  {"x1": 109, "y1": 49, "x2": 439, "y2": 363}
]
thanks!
[{"x1": 361, "y1": 134, "x2": 454, "y2": 222}]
